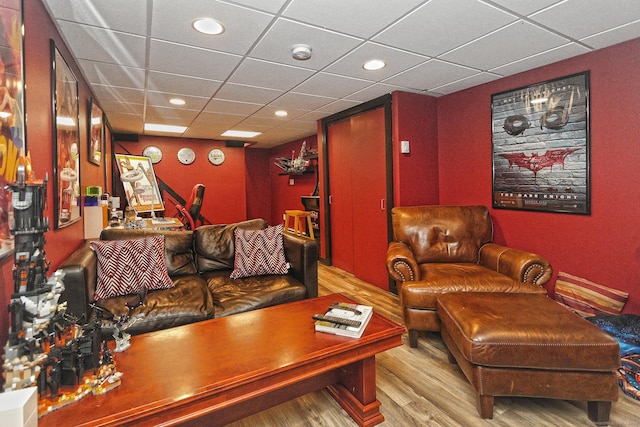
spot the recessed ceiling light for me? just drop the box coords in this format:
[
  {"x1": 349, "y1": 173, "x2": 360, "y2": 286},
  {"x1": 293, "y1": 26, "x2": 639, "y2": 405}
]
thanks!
[
  {"x1": 221, "y1": 130, "x2": 262, "y2": 138},
  {"x1": 275, "y1": 110, "x2": 288, "y2": 117},
  {"x1": 169, "y1": 98, "x2": 186, "y2": 106},
  {"x1": 192, "y1": 18, "x2": 224, "y2": 35},
  {"x1": 144, "y1": 123, "x2": 187, "y2": 133},
  {"x1": 363, "y1": 59, "x2": 386, "y2": 71}
]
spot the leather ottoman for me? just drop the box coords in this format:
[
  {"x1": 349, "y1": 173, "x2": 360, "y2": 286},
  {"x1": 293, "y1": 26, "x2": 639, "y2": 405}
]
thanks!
[{"x1": 437, "y1": 292, "x2": 620, "y2": 424}]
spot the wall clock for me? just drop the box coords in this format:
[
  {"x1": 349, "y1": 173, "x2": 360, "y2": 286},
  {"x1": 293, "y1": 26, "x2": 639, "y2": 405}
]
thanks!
[
  {"x1": 177, "y1": 147, "x2": 196, "y2": 165},
  {"x1": 208, "y1": 148, "x2": 225, "y2": 165},
  {"x1": 142, "y1": 145, "x2": 163, "y2": 163}
]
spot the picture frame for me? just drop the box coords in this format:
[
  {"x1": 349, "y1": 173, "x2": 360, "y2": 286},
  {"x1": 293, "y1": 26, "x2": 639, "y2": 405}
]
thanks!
[
  {"x1": 51, "y1": 40, "x2": 81, "y2": 228},
  {"x1": 88, "y1": 98, "x2": 104, "y2": 166},
  {"x1": 0, "y1": 0, "x2": 26, "y2": 259},
  {"x1": 115, "y1": 154, "x2": 165, "y2": 214},
  {"x1": 491, "y1": 71, "x2": 590, "y2": 215}
]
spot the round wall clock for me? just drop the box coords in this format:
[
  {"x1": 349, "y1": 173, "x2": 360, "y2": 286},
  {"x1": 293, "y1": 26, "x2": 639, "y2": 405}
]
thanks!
[
  {"x1": 177, "y1": 147, "x2": 196, "y2": 165},
  {"x1": 142, "y1": 145, "x2": 163, "y2": 163},
  {"x1": 208, "y1": 148, "x2": 225, "y2": 165}
]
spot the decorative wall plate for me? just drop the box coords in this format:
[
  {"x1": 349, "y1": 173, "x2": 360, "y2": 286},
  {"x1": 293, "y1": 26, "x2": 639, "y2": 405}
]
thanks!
[
  {"x1": 142, "y1": 145, "x2": 163, "y2": 163},
  {"x1": 177, "y1": 147, "x2": 195, "y2": 165},
  {"x1": 208, "y1": 148, "x2": 225, "y2": 165}
]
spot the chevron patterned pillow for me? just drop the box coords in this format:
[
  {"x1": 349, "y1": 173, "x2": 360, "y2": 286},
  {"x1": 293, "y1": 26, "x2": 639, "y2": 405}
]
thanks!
[
  {"x1": 91, "y1": 235, "x2": 174, "y2": 300},
  {"x1": 230, "y1": 224, "x2": 289, "y2": 279}
]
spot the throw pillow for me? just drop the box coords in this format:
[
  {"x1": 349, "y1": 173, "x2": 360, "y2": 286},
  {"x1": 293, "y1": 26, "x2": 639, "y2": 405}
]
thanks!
[
  {"x1": 90, "y1": 235, "x2": 174, "y2": 300},
  {"x1": 230, "y1": 224, "x2": 289, "y2": 279},
  {"x1": 554, "y1": 271, "x2": 629, "y2": 317}
]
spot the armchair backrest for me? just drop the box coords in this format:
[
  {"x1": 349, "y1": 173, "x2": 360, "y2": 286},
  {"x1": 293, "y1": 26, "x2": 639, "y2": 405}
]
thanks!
[{"x1": 391, "y1": 205, "x2": 493, "y2": 263}]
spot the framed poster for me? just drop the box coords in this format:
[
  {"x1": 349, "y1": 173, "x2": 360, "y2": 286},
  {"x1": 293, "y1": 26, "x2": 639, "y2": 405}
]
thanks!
[
  {"x1": 88, "y1": 98, "x2": 104, "y2": 165},
  {"x1": 52, "y1": 40, "x2": 81, "y2": 228},
  {"x1": 0, "y1": 0, "x2": 26, "y2": 258},
  {"x1": 115, "y1": 154, "x2": 164, "y2": 214},
  {"x1": 492, "y1": 71, "x2": 590, "y2": 215}
]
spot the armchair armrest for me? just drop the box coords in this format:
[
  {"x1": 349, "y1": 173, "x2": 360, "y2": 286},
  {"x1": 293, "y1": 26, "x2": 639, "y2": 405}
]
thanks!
[
  {"x1": 58, "y1": 241, "x2": 97, "y2": 322},
  {"x1": 386, "y1": 241, "x2": 420, "y2": 283},
  {"x1": 478, "y1": 243, "x2": 552, "y2": 286},
  {"x1": 283, "y1": 233, "x2": 318, "y2": 298}
]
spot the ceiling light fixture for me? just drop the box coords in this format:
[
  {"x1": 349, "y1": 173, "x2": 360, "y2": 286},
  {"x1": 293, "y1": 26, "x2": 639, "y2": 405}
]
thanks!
[
  {"x1": 363, "y1": 59, "x2": 386, "y2": 71},
  {"x1": 291, "y1": 44, "x2": 312, "y2": 61},
  {"x1": 275, "y1": 110, "x2": 288, "y2": 117},
  {"x1": 169, "y1": 98, "x2": 186, "y2": 106},
  {"x1": 221, "y1": 130, "x2": 262, "y2": 138},
  {"x1": 144, "y1": 123, "x2": 187, "y2": 133},
  {"x1": 192, "y1": 18, "x2": 225, "y2": 35}
]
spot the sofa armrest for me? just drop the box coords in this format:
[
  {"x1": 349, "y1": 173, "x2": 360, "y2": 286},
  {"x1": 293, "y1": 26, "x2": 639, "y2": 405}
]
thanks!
[
  {"x1": 58, "y1": 241, "x2": 97, "y2": 322},
  {"x1": 386, "y1": 241, "x2": 420, "y2": 283},
  {"x1": 283, "y1": 233, "x2": 318, "y2": 298},
  {"x1": 478, "y1": 243, "x2": 552, "y2": 286}
]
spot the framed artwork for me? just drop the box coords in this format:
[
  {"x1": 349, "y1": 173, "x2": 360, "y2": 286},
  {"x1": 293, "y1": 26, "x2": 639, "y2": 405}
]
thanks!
[
  {"x1": 0, "y1": 0, "x2": 26, "y2": 259},
  {"x1": 115, "y1": 154, "x2": 164, "y2": 214},
  {"x1": 492, "y1": 71, "x2": 590, "y2": 215},
  {"x1": 88, "y1": 98, "x2": 104, "y2": 165},
  {"x1": 52, "y1": 40, "x2": 81, "y2": 228}
]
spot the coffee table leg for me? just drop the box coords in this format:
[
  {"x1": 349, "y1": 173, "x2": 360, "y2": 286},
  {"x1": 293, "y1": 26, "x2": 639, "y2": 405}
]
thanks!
[{"x1": 326, "y1": 356, "x2": 384, "y2": 427}]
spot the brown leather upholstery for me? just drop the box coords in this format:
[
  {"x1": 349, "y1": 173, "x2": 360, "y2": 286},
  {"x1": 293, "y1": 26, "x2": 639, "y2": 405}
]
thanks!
[
  {"x1": 59, "y1": 219, "x2": 318, "y2": 337},
  {"x1": 437, "y1": 292, "x2": 620, "y2": 422},
  {"x1": 386, "y1": 205, "x2": 552, "y2": 346}
]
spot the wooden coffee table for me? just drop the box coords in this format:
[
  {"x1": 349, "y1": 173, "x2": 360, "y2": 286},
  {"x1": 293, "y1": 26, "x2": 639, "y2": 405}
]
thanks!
[{"x1": 39, "y1": 294, "x2": 404, "y2": 427}]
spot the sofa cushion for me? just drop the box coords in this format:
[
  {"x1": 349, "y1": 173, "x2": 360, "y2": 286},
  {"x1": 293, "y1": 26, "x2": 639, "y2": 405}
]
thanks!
[
  {"x1": 554, "y1": 271, "x2": 629, "y2": 317},
  {"x1": 401, "y1": 263, "x2": 546, "y2": 308},
  {"x1": 194, "y1": 218, "x2": 267, "y2": 272},
  {"x1": 230, "y1": 224, "x2": 288, "y2": 278},
  {"x1": 100, "y1": 228, "x2": 197, "y2": 277},
  {"x1": 91, "y1": 235, "x2": 174, "y2": 300}
]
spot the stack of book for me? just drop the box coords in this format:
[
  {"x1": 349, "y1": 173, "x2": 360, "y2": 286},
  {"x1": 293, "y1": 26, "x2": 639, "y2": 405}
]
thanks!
[{"x1": 313, "y1": 302, "x2": 373, "y2": 338}]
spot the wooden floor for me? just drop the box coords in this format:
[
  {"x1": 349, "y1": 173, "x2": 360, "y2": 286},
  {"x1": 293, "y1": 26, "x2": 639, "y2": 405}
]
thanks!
[{"x1": 227, "y1": 264, "x2": 640, "y2": 427}]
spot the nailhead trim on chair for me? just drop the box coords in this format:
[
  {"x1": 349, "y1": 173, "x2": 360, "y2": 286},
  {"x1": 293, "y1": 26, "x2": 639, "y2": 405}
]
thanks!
[
  {"x1": 524, "y1": 263, "x2": 546, "y2": 285},
  {"x1": 393, "y1": 261, "x2": 414, "y2": 282}
]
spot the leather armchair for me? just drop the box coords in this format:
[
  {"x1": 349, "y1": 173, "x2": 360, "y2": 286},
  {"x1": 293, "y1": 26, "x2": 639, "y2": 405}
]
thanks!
[{"x1": 386, "y1": 205, "x2": 552, "y2": 347}]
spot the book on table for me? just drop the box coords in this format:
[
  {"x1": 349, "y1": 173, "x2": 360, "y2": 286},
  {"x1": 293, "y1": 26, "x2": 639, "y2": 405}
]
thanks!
[{"x1": 313, "y1": 303, "x2": 373, "y2": 338}]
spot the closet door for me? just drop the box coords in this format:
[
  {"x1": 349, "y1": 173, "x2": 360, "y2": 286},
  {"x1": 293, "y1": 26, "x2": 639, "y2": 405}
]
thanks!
[{"x1": 327, "y1": 106, "x2": 389, "y2": 289}]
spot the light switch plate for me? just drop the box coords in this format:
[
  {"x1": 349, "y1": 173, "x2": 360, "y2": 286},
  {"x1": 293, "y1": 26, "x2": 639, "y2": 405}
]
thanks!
[{"x1": 401, "y1": 140, "x2": 410, "y2": 154}]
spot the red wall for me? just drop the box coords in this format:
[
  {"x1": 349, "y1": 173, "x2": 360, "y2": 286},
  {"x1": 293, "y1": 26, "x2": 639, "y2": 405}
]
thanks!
[
  {"x1": 437, "y1": 38, "x2": 640, "y2": 314},
  {"x1": 115, "y1": 136, "x2": 248, "y2": 225},
  {"x1": 268, "y1": 136, "x2": 318, "y2": 225}
]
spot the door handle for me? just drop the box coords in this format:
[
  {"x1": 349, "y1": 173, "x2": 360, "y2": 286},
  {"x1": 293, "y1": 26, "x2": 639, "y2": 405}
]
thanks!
[
  {"x1": 380, "y1": 199, "x2": 385, "y2": 211},
  {"x1": 329, "y1": 195, "x2": 333, "y2": 205}
]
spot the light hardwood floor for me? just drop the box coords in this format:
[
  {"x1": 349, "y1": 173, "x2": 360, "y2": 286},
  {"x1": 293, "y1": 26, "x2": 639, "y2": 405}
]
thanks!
[{"x1": 227, "y1": 264, "x2": 640, "y2": 427}]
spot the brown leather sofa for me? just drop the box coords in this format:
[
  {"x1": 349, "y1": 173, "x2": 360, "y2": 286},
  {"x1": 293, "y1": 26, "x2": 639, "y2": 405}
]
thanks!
[
  {"x1": 59, "y1": 219, "x2": 318, "y2": 336},
  {"x1": 386, "y1": 205, "x2": 552, "y2": 347}
]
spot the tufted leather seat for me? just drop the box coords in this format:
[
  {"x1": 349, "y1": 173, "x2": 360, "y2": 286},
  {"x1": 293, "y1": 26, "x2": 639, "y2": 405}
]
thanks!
[
  {"x1": 386, "y1": 205, "x2": 552, "y2": 347},
  {"x1": 437, "y1": 292, "x2": 620, "y2": 423}
]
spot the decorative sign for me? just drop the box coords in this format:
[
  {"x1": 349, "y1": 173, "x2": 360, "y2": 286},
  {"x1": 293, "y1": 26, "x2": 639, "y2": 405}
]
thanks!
[{"x1": 492, "y1": 72, "x2": 590, "y2": 215}]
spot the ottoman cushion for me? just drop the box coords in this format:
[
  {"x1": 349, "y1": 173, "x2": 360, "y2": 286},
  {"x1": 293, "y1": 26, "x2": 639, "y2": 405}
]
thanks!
[{"x1": 437, "y1": 292, "x2": 620, "y2": 371}]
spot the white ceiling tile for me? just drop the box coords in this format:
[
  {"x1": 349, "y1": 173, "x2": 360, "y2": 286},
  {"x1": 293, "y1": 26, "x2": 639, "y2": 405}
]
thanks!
[
  {"x1": 42, "y1": 0, "x2": 148, "y2": 35},
  {"x1": 345, "y1": 83, "x2": 411, "y2": 102},
  {"x1": 269, "y1": 92, "x2": 335, "y2": 111},
  {"x1": 251, "y1": 106, "x2": 309, "y2": 120},
  {"x1": 151, "y1": 0, "x2": 274, "y2": 55},
  {"x1": 149, "y1": 39, "x2": 242, "y2": 80},
  {"x1": 78, "y1": 60, "x2": 145, "y2": 88},
  {"x1": 204, "y1": 99, "x2": 263, "y2": 115},
  {"x1": 490, "y1": 43, "x2": 591, "y2": 76},
  {"x1": 530, "y1": 0, "x2": 640, "y2": 40},
  {"x1": 99, "y1": 101, "x2": 144, "y2": 115},
  {"x1": 249, "y1": 18, "x2": 363, "y2": 69},
  {"x1": 90, "y1": 84, "x2": 145, "y2": 104},
  {"x1": 374, "y1": 0, "x2": 517, "y2": 56},
  {"x1": 215, "y1": 83, "x2": 284, "y2": 104},
  {"x1": 431, "y1": 72, "x2": 502, "y2": 95},
  {"x1": 580, "y1": 23, "x2": 640, "y2": 50},
  {"x1": 294, "y1": 73, "x2": 372, "y2": 98},
  {"x1": 146, "y1": 92, "x2": 210, "y2": 110},
  {"x1": 315, "y1": 99, "x2": 364, "y2": 114},
  {"x1": 229, "y1": 58, "x2": 315, "y2": 90},
  {"x1": 106, "y1": 112, "x2": 144, "y2": 133},
  {"x1": 490, "y1": 0, "x2": 562, "y2": 16},
  {"x1": 325, "y1": 42, "x2": 429, "y2": 81},
  {"x1": 283, "y1": 0, "x2": 425, "y2": 38},
  {"x1": 384, "y1": 59, "x2": 479, "y2": 91},
  {"x1": 440, "y1": 21, "x2": 569, "y2": 70},
  {"x1": 144, "y1": 106, "x2": 198, "y2": 124},
  {"x1": 147, "y1": 72, "x2": 223, "y2": 98},
  {"x1": 227, "y1": 0, "x2": 288, "y2": 14}
]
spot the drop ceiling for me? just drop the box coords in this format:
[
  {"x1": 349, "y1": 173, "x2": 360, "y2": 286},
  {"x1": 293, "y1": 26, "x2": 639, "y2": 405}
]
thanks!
[{"x1": 42, "y1": 0, "x2": 640, "y2": 148}]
